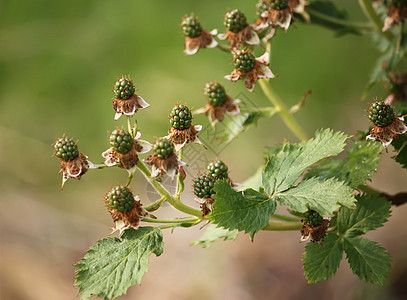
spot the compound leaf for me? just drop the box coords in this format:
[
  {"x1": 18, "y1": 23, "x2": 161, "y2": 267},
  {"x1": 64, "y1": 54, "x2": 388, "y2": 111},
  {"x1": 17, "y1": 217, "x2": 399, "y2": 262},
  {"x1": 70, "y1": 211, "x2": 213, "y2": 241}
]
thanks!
[
  {"x1": 209, "y1": 180, "x2": 276, "y2": 236},
  {"x1": 75, "y1": 227, "x2": 164, "y2": 300},
  {"x1": 302, "y1": 233, "x2": 343, "y2": 283},
  {"x1": 344, "y1": 237, "x2": 391, "y2": 285},
  {"x1": 276, "y1": 178, "x2": 356, "y2": 215},
  {"x1": 191, "y1": 224, "x2": 238, "y2": 248},
  {"x1": 262, "y1": 129, "x2": 347, "y2": 195}
]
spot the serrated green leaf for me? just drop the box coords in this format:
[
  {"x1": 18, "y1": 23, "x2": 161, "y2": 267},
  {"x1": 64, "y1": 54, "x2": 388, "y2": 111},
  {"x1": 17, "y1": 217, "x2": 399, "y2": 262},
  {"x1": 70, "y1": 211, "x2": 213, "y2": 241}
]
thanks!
[
  {"x1": 392, "y1": 134, "x2": 407, "y2": 169},
  {"x1": 276, "y1": 178, "x2": 356, "y2": 215},
  {"x1": 75, "y1": 227, "x2": 164, "y2": 300},
  {"x1": 209, "y1": 180, "x2": 276, "y2": 235},
  {"x1": 191, "y1": 224, "x2": 238, "y2": 248},
  {"x1": 302, "y1": 233, "x2": 343, "y2": 283},
  {"x1": 305, "y1": 140, "x2": 383, "y2": 188},
  {"x1": 344, "y1": 237, "x2": 391, "y2": 285},
  {"x1": 338, "y1": 194, "x2": 391, "y2": 238},
  {"x1": 262, "y1": 129, "x2": 347, "y2": 195}
]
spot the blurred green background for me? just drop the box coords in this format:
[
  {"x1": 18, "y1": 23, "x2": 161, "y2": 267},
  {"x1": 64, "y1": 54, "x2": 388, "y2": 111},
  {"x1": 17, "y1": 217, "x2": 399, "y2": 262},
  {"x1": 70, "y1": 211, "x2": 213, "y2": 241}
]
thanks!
[{"x1": 1, "y1": 1, "x2": 406, "y2": 299}]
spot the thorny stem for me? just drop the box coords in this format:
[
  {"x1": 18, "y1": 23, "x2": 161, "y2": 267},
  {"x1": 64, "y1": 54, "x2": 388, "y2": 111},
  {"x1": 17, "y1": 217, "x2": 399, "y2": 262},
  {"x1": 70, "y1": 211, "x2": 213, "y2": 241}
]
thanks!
[
  {"x1": 358, "y1": 0, "x2": 394, "y2": 41},
  {"x1": 262, "y1": 220, "x2": 303, "y2": 231},
  {"x1": 259, "y1": 79, "x2": 309, "y2": 141},
  {"x1": 141, "y1": 216, "x2": 199, "y2": 224},
  {"x1": 136, "y1": 160, "x2": 202, "y2": 217}
]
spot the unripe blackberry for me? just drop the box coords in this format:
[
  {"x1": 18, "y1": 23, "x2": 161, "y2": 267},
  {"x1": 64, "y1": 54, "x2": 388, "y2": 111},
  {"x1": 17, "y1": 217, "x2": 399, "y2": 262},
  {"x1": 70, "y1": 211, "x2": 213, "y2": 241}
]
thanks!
[
  {"x1": 207, "y1": 160, "x2": 228, "y2": 180},
  {"x1": 110, "y1": 128, "x2": 133, "y2": 154},
  {"x1": 105, "y1": 185, "x2": 135, "y2": 213},
  {"x1": 368, "y1": 101, "x2": 395, "y2": 127},
  {"x1": 303, "y1": 210, "x2": 323, "y2": 227},
  {"x1": 233, "y1": 49, "x2": 256, "y2": 73},
  {"x1": 153, "y1": 138, "x2": 175, "y2": 159},
  {"x1": 193, "y1": 173, "x2": 217, "y2": 199},
  {"x1": 387, "y1": 0, "x2": 407, "y2": 8},
  {"x1": 270, "y1": 0, "x2": 289, "y2": 10},
  {"x1": 181, "y1": 15, "x2": 203, "y2": 38},
  {"x1": 224, "y1": 9, "x2": 248, "y2": 33},
  {"x1": 204, "y1": 81, "x2": 227, "y2": 107},
  {"x1": 113, "y1": 76, "x2": 136, "y2": 100},
  {"x1": 256, "y1": 0, "x2": 271, "y2": 17},
  {"x1": 54, "y1": 136, "x2": 79, "y2": 161},
  {"x1": 169, "y1": 104, "x2": 193, "y2": 130}
]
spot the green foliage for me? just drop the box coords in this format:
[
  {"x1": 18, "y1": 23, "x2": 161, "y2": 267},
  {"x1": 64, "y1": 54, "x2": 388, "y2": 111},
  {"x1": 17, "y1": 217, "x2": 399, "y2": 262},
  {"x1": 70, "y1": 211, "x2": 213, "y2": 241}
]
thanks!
[
  {"x1": 392, "y1": 134, "x2": 407, "y2": 169},
  {"x1": 305, "y1": 140, "x2": 383, "y2": 189},
  {"x1": 75, "y1": 227, "x2": 164, "y2": 300},
  {"x1": 262, "y1": 129, "x2": 348, "y2": 195},
  {"x1": 209, "y1": 180, "x2": 276, "y2": 236},
  {"x1": 302, "y1": 195, "x2": 391, "y2": 284},
  {"x1": 302, "y1": 233, "x2": 343, "y2": 283},
  {"x1": 191, "y1": 224, "x2": 238, "y2": 248}
]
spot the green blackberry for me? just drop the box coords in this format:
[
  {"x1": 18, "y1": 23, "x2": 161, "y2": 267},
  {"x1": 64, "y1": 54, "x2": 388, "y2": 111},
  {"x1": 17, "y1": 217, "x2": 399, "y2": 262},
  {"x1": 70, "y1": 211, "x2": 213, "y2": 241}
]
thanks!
[
  {"x1": 387, "y1": 0, "x2": 407, "y2": 8},
  {"x1": 193, "y1": 173, "x2": 217, "y2": 199},
  {"x1": 256, "y1": 0, "x2": 271, "y2": 17},
  {"x1": 181, "y1": 15, "x2": 202, "y2": 38},
  {"x1": 224, "y1": 9, "x2": 248, "y2": 33},
  {"x1": 169, "y1": 104, "x2": 193, "y2": 130},
  {"x1": 270, "y1": 0, "x2": 289, "y2": 10},
  {"x1": 233, "y1": 49, "x2": 256, "y2": 73},
  {"x1": 54, "y1": 136, "x2": 79, "y2": 161},
  {"x1": 109, "y1": 128, "x2": 133, "y2": 154},
  {"x1": 113, "y1": 76, "x2": 136, "y2": 100},
  {"x1": 207, "y1": 160, "x2": 228, "y2": 180},
  {"x1": 105, "y1": 185, "x2": 135, "y2": 213},
  {"x1": 303, "y1": 210, "x2": 323, "y2": 227},
  {"x1": 368, "y1": 101, "x2": 395, "y2": 127},
  {"x1": 153, "y1": 138, "x2": 175, "y2": 159},
  {"x1": 204, "y1": 81, "x2": 227, "y2": 107}
]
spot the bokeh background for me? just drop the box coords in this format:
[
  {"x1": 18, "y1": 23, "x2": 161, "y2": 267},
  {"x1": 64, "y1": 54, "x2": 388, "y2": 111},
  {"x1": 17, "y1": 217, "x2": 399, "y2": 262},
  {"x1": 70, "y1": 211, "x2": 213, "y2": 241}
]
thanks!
[{"x1": 1, "y1": 0, "x2": 407, "y2": 299}]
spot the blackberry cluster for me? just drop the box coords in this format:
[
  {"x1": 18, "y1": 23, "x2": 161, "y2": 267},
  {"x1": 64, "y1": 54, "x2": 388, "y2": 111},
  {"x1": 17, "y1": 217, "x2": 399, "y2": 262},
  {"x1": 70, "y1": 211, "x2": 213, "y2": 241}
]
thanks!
[
  {"x1": 256, "y1": 0, "x2": 271, "y2": 16},
  {"x1": 270, "y1": 0, "x2": 289, "y2": 10},
  {"x1": 169, "y1": 104, "x2": 193, "y2": 130},
  {"x1": 153, "y1": 138, "x2": 175, "y2": 159},
  {"x1": 303, "y1": 210, "x2": 323, "y2": 227},
  {"x1": 207, "y1": 160, "x2": 228, "y2": 180},
  {"x1": 233, "y1": 49, "x2": 256, "y2": 73},
  {"x1": 181, "y1": 15, "x2": 202, "y2": 38},
  {"x1": 54, "y1": 136, "x2": 79, "y2": 161},
  {"x1": 110, "y1": 129, "x2": 133, "y2": 154},
  {"x1": 204, "y1": 81, "x2": 227, "y2": 107},
  {"x1": 105, "y1": 185, "x2": 135, "y2": 213},
  {"x1": 193, "y1": 173, "x2": 217, "y2": 199},
  {"x1": 113, "y1": 76, "x2": 136, "y2": 100},
  {"x1": 224, "y1": 9, "x2": 248, "y2": 33},
  {"x1": 368, "y1": 101, "x2": 395, "y2": 127}
]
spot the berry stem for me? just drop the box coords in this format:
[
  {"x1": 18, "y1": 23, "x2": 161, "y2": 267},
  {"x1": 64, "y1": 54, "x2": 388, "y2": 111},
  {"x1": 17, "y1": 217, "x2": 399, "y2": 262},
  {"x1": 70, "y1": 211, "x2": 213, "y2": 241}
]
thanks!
[
  {"x1": 358, "y1": 0, "x2": 394, "y2": 41},
  {"x1": 216, "y1": 43, "x2": 231, "y2": 53},
  {"x1": 271, "y1": 213, "x2": 301, "y2": 222},
  {"x1": 141, "y1": 216, "x2": 199, "y2": 224},
  {"x1": 90, "y1": 163, "x2": 119, "y2": 169},
  {"x1": 262, "y1": 220, "x2": 303, "y2": 231},
  {"x1": 136, "y1": 160, "x2": 202, "y2": 217},
  {"x1": 144, "y1": 196, "x2": 168, "y2": 212},
  {"x1": 259, "y1": 79, "x2": 308, "y2": 141},
  {"x1": 175, "y1": 148, "x2": 185, "y2": 197}
]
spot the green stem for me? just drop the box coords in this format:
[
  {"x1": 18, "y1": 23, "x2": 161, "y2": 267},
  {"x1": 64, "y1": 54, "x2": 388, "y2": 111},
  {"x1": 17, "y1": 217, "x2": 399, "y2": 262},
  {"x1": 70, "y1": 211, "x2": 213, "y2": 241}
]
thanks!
[
  {"x1": 144, "y1": 196, "x2": 168, "y2": 212},
  {"x1": 271, "y1": 214, "x2": 301, "y2": 222},
  {"x1": 90, "y1": 163, "x2": 119, "y2": 169},
  {"x1": 216, "y1": 43, "x2": 231, "y2": 53},
  {"x1": 136, "y1": 160, "x2": 202, "y2": 217},
  {"x1": 262, "y1": 220, "x2": 303, "y2": 231},
  {"x1": 141, "y1": 216, "x2": 199, "y2": 224},
  {"x1": 259, "y1": 79, "x2": 308, "y2": 141},
  {"x1": 242, "y1": 106, "x2": 278, "y2": 116},
  {"x1": 308, "y1": 8, "x2": 374, "y2": 31},
  {"x1": 358, "y1": 0, "x2": 394, "y2": 41},
  {"x1": 358, "y1": 184, "x2": 380, "y2": 195},
  {"x1": 175, "y1": 148, "x2": 185, "y2": 197}
]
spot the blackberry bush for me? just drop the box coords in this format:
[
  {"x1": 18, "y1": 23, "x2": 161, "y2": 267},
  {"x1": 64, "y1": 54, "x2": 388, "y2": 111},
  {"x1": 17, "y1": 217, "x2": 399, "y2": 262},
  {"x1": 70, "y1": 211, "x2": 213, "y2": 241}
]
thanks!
[
  {"x1": 54, "y1": 136, "x2": 79, "y2": 161},
  {"x1": 368, "y1": 101, "x2": 395, "y2": 127},
  {"x1": 110, "y1": 128, "x2": 133, "y2": 154},
  {"x1": 113, "y1": 76, "x2": 136, "y2": 100},
  {"x1": 193, "y1": 173, "x2": 217, "y2": 199},
  {"x1": 105, "y1": 185, "x2": 135, "y2": 213},
  {"x1": 207, "y1": 160, "x2": 228, "y2": 180},
  {"x1": 224, "y1": 9, "x2": 248, "y2": 33},
  {"x1": 270, "y1": 0, "x2": 288, "y2": 10},
  {"x1": 204, "y1": 81, "x2": 227, "y2": 107},
  {"x1": 303, "y1": 210, "x2": 323, "y2": 227},
  {"x1": 181, "y1": 15, "x2": 202, "y2": 37},
  {"x1": 153, "y1": 138, "x2": 175, "y2": 159},
  {"x1": 233, "y1": 49, "x2": 256, "y2": 73},
  {"x1": 169, "y1": 104, "x2": 193, "y2": 130}
]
